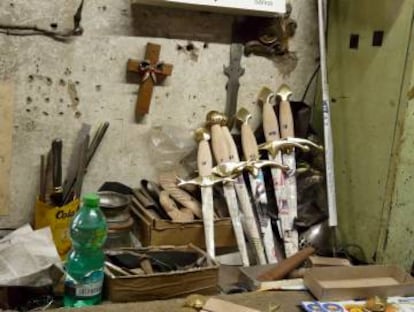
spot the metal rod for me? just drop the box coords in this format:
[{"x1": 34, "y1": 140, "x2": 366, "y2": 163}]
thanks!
[{"x1": 317, "y1": 0, "x2": 338, "y2": 227}]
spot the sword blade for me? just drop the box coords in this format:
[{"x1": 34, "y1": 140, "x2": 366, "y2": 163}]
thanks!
[
  {"x1": 223, "y1": 183, "x2": 250, "y2": 266},
  {"x1": 201, "y1": 186, "x2": 215, "y2": 260},
  {"x1": 247, "y1": 170, "x2": 279, "y2": 263},
  {"x1": 280, "y1": 152, "x2": 299, "y2": 257},
  {"x1": 233, "y1": 176, "x2": 267, "y2": 265}
]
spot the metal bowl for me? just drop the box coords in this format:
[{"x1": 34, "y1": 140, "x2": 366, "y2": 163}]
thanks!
[{"x1": 98, "y1": 191, "x2": 131, "y2": 218}]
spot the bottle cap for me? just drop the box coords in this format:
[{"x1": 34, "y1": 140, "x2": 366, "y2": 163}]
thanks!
[{"x1": 83, "y1": 193, "x2": 100, "y2": 207}]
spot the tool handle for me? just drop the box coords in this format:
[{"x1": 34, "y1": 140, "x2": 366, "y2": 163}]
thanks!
[
  {"x1": 279, "y1": 100, "x2": 294, "y2": 138},
  {"x1": 263, "y1": 100, "x2": 281, "y2": 142},
  {"x1": 241, "y1": 123, "x2": 259, "y2": 161},
  {"x1": 52, "y1": 139, "x2": 62, "y2": 189},
  {"x1": 197, "y1": 139, "x2": 212, "y2": 177},
  {"x1": 210, "y1": 124, "x2": 230, "y2": 164},
  {"x1": 257, "y1": 247, "x2": 315, "y2": 281}
]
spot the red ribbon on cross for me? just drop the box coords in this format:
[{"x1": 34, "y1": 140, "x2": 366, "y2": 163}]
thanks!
[{"x1": 138, "y1": 60, "x2": 165, "y2": 83}]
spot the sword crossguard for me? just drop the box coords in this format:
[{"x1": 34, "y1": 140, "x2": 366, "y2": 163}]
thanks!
[
  {"x1": 245, "y1": 160, "x2": 290, "y2": 177},
  {"x1": 177, "y1": 175, "x2": 235, "y2": 187},
  {"x1": 211, "y1": 161, "x2": 247, "y2": 178},
  {"x1": 259, "y1": 137, "x2": 323, "y2": 158}
]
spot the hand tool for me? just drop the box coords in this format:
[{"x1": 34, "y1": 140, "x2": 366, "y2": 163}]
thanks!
[
  {"x1": 39, "y1": 155, "x2": 46, "y2": 202},
  {"x1": 257, "y1": 246, "x2": 315, "y2": 281},
  {"x1": 277, "y1": 84, "x2": 299, "y2": 257},
  {"x1": 224, "y1": 43, "x2": 245, "y2": 119},
  {"x1": 218, "y1": 113, "x2": 267, "y2": 265},
  {"x1": 62, "y1": 123, "x2": 91, "y2": 204},
  {"x1": 73, "y1": 134, "x2": 89, "y2": 199},
  {"x1": 317, "y1": 0, "x2": 338, "y2": 252},
  {"x1": 50, "y1": 139, "x2": 63, "y2": 206},
  {"x1": 236, "y1": 108, "x2": 281, "y2": 264},
  {"x1": 195, "y1": 127, "x2": 215, "y2": 260},
  {"x1": 86, "y1": 121, "x2": 109, "y2": 168},
  {"x1": 207, "y1": 111, "x2": 250, "y2": 266}
]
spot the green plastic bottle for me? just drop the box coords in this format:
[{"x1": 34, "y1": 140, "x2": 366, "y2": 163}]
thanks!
[{"x1": 64, "y1": 193, "x2": 107, "y2": 307}]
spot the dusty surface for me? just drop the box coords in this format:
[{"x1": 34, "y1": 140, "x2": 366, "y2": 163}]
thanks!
[{"x1": 55, "y1": 291, "x2": 312, "y2": 312}]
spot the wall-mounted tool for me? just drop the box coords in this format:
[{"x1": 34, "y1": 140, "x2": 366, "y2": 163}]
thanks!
[{"x1": 224, "y1": 44, "x2": 245, "y2": 119}]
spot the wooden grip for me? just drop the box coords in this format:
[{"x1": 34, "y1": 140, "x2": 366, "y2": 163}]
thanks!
[
  {"x1": 221, "y1": 127, "x2": 240, "y2": 162},
  {"x1": 257, "y1": 247, "x2": 315, "y2": 281},
  {"x1": 279, "y1": 100, "x2": 294, "y2": 138},
  {"x1": 241, "y1": 124, "x2": 259, "y2": 161},
  {"x1": 197, "y1": 140, "x2": 212, "y2": 177},
  {"x1": 263, "y1": 101, "x2": 281, "y2": 142},
  {"x1": 210, "y1": 124, "x2": 230, "y2": 164}
]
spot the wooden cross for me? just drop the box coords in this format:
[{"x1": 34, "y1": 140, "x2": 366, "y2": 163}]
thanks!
[{"x1": 127, "y1": 43, "x2": 173, "y2": 120}]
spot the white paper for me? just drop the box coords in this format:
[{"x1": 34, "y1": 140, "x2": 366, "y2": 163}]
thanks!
[
  {"x1": 133, "y1": 0, "x2": 286, "y2": 16},
  {"x1": 0, "y1": 224, "x2": 62, "y2": 286}
]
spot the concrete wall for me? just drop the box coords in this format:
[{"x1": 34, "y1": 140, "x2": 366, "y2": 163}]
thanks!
[{"x1": 0, "y1": 0, "x2": 319, "y2": 227}]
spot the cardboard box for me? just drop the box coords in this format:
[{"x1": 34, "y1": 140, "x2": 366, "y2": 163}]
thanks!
[
  {"x1": 132, "y1": 0, "x2": 286, "y2": 17},
  {"x1": 131, "y1": 199, "x2": 236, "y2": 249},
  {"x1": 105, "y1": 244, "x2": 219, "y2": 302},
  {"x1": 304, "y1": 265, "x2": 414, "y2": 301}
]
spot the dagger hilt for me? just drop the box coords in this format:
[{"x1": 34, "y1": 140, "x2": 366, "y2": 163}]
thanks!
[
  {"x1": 235, "y1": 108, "x2": 259, "y2": 162},
  {"x1": 206, "y1": 111, "x2": 231, "y2": 164},
  {"x1": 195, "y1": 127, "x2": 212, "y2": 179}
]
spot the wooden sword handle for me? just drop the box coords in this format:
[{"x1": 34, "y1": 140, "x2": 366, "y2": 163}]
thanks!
[
  {"x1": 221, "y1": 127, "x2": 240, "y2": 163},
  {"x1": 241, "y1": 122, "x2": 259, "y2": 161},
  {"x1": 210, "y1": 123, "x2": 230, "y2": 164},
  {"x1": 279, "y1": 99, "x2": 294, "y2": 139},
  {"x1": 263, "y1": 99, "x2": 281, "y2": 142},
  {"x1": 197, "y1": 139, "x2": 212, "y2": 177}
]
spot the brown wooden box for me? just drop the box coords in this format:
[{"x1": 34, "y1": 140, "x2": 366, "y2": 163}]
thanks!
[
  {"x1": 130, "y1": 199, "x2": 236, "y2": 248},
  {"x1": 304, "y1": 265, "x2": 414, "y2": 301},
  {"x1": 104, "y1": 244, "x2": 219, "y2": 302}
]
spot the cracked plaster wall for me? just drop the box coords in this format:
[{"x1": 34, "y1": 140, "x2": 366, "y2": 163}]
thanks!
[{"x1": 0, "y1": 0, "x2": 318, "y2": 228}]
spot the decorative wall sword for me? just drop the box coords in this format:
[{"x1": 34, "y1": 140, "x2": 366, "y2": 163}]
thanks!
[
  {"x1": 195, "y1": 128, "x2": 215, "y2": 261},
  {"x1": 217, "y1": 113, "x2": 267, "y2": 265},
  {"x1": 224, "y1": 43, "x2": 245, "y2": 119},
  {"x1": 206, "y1": 112, "x2": 250, "y2": 267},
  {"x1": 277, "y1": 84, "x2": 299, "y2": 257},
  {"x1": 236, "y1": 108, "x2": 281, "y2": 264}
]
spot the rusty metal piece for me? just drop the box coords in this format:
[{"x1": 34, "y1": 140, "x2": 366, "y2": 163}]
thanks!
[
  {"x1": 244, "y1": 3, "x2": 297, "y2": 58},
  {"x1": 177, "y1": 175, "x2": 234, "y2": 187}
]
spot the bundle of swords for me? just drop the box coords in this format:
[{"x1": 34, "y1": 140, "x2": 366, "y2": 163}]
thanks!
[
  {"x1": 38, "y1": 122, "x2": 109, "y2": 207},
  {"x1": 178, "y1": 85, "x2": 324, "y2": 266}
]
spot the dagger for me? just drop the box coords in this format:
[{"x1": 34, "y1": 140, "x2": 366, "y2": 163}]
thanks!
[
  {"x1": 195, "y1": 128, "x2": 216, "y2": 261},
  {"x1": 277, "y1": 84, "x2": 299, "y2": 257},
  {"x1": 236, "y1": 108, "x2": 281, "y2": 264},
  {"x1": 217, "y1": 113, "x2": 267, "y2": 265},
  {"x1": 206, "y1": 112, "x2": 250, "y2": 267}
]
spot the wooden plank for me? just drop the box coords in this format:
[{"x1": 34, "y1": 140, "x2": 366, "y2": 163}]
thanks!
[{"x1": 0, "y1": 81, "x2": 14, "y2": 216}]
